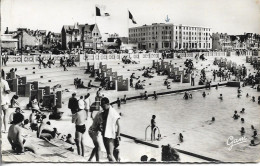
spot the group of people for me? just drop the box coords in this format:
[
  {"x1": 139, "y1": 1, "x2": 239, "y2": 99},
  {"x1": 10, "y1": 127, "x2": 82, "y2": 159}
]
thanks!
[
  {"x1": 2, "y1": 53, "x2": 9, "y2": 66},
  {"x1": 68, "y1": 92, "x2": 121, "y2": 161},
  {"x1": 59, "y1": 56, "x2": 77, "y2": 71},
  {"x1": 38, "y1": 55, "x2": 55, "y2": 69}
]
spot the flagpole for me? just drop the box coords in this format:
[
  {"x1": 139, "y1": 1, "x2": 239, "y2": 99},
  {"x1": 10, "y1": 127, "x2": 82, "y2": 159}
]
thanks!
[
  {"x1": 95, "y1": 5, "x2": 97, "y2": 53},
  {"x1": 127, "y1": 9, "x2": 129, "y2": 44}
]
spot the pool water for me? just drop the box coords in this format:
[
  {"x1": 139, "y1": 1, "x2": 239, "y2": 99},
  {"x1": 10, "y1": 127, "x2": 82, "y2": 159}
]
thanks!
[{"x1": 117, "y1": 86, "x2": 260, "y2": 162}]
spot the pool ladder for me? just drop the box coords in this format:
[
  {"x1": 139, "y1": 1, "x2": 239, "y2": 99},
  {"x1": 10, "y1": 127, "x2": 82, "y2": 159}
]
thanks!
[{"x1": 145, "y1": 125, "x2": 161, "y2": 142}]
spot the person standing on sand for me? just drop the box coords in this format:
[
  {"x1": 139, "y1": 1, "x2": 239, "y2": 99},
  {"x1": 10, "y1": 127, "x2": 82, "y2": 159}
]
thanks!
[
  {"x1": 68, "y1": 92, "x2": 79, "y2": 122},
  {"x1": 100, "y1": 97, "x2": 121, "y2": 161},
  {"x1": 1, "y1": 69, "x2": 11, "y2": 133},
  {"x1": 84, "y1": 93, "x2": 91, "y2": 119},
  {"x1": 72, "y1": 104, "x2": 86, "y2": 157}
]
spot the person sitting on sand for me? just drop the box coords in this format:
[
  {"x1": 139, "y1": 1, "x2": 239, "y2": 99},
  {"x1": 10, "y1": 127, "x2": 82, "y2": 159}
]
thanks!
[
  {"x1": 135, "y1": 80, "x2": 144, "y2": 89},
  {"x1": 10, "y1": 95, "x2": 19, "y2": 108},
  {"x1": 9, "y1": 107, "x2": 22, "y2": 123},
  {"x1": 29, "y1": 109, "x2": 38, "y2": 131},
  {"x1": 8, "y1": 113, "x2": 36, "y2": 154},
  {"x1": 232, "y1": 111, "x2": 240, "y2": 120},
  {"x1": 37, "y1": 120, "x2": 58, "y2": 141},
  {"x1": 78, "y1": 81, "x2": 91, "y2": 89},
  {"x1": 65, "y1": 134, "x2": 75, "y2": 145},
  {"x1": 88, "y1": 80, "x2": 99, "y2": 88}
]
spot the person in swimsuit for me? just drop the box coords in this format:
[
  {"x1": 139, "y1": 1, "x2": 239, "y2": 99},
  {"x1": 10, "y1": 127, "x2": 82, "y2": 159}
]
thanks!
[
  {"x1": 72, "y1": 108, "x2": 86, "y2": 157},
  {"x1": 8, "y1": 113, "x2": 37, "y2": 154},
  {"x1": 8, "y1": 113, "x2": 25, "y2": 153},
  {"x1": 88, "y1": 111, "x2": 103, "y2": 161}
]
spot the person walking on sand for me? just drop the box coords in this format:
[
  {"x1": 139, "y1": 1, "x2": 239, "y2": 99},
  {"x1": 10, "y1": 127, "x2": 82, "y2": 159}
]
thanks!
[
  {"x1": 88, "y1": 111, "x2": 103, "y2": 161},
  {"x1": 100, "y1": 97, "x2": 121, "y2": 162}
]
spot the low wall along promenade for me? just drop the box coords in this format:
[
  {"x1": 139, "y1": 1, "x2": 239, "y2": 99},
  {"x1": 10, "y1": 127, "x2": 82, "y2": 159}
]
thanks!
[{"x1": 4, "y1": 51, "x2": 255, "y2": 65}]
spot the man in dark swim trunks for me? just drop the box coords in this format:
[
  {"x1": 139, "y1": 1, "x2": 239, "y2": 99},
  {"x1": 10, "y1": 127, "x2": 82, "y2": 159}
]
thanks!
[{"x1": 72, "y1": 106, "x2": 86, "y2": 157}]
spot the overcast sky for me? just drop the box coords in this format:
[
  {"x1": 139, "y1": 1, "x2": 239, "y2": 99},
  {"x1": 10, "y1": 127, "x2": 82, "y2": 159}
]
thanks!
[{"x1": 1, "y1": 0, "x2": 260, "y2": 36}]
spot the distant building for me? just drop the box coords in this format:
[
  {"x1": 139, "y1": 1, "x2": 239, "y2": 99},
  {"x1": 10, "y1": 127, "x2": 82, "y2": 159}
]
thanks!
[
  {"x1": 13, "y1": 28, "x2": 44, "y2": 50},
  {"x1": 61, "y1": 23, "x2": 102, "y2": 50},
  {"x1": 129, "y1": 23, "x2": 212, "y2": 50},
  {"x1": 1, "y1": 34, "x2": 18, "y2": 49},
  {"x1": 212, "y1": 32, "x2": 260, "y2": 51},
  {"x1": 212, "y1": 33, "x2": 232, "y2": 51}
]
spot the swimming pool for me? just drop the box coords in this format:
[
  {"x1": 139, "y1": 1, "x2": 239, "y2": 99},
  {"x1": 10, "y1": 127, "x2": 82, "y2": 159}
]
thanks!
[{"x1": 117, "y1": 86, "x2": 260, "y2": 162}]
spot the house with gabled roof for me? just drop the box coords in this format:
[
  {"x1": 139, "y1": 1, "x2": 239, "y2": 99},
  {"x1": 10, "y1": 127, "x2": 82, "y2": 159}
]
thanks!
[{"x1": 61, "y1": 22, "x2": 102, "y2": 50}]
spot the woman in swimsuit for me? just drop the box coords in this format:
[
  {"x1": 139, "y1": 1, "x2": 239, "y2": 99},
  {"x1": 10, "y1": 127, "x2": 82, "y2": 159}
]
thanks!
[{"x1": 88, "y1": 111, "x2": 103, "y2": 161}]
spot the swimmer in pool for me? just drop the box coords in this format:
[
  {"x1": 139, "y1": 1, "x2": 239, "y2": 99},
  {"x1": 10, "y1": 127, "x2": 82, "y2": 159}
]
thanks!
[
  {"x1": 250, "y1": 140, "x2": 260, "y2": 146},
  {"x1": 183, "y1": 92, "x2": 189, "y2": 100},
  {"x1": 237, "y1": 87, "x2": 242, "y2": 97},
  {"x1": 179, "y1": 133, "x2": 184, "y2": 142},
  {"x1": 219, "y1": 94, "x2": 223, "y2": 100},
  {"x1": 240, "y1": 127, "x2": 245, "y2": 135},
  {"x1": 143, "y1": 91, "x2": 148, "y2": 100},
  {"x1": 252, "y1": 96, "x2": 255, "y2": 102},
  {"x1": 252, "y1": 130, "x2": 258, "y2": 138},
  {"x1": 152, "y1": 91, "x2": 158, "y2": 100},
  {"x1": 232, "y1": 111, "x2": 240, "y2": 120},
  {"x1": 215, "y1": 84, "x2": 218, "y2": 90},
  {"x1": 240, "y1": 108, "x2": 245, "y2": 114},
  {"x1": 202, "y1": 92, "x2": 206, "y2": 97}
]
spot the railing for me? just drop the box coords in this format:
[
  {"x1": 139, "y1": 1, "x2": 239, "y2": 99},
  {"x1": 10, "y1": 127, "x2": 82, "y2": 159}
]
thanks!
[
  {"x1": 145, "y1": 125, "x2": 161, "y2": 142},
  {"x1": 3, "y1": 53, "x2": 162, "y2": 65}
]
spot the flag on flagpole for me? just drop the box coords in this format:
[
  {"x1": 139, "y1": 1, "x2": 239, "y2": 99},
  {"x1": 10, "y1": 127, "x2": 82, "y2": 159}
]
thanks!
[
  {"x1": 96, "y1": 6, "x2": 110, "y2": 17},
  {"x1": 129, "y1": 11, "x2": 137, "y2": 24}
]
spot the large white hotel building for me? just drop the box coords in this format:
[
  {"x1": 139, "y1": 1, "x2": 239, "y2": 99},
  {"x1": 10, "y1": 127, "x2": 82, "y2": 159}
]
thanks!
[{"x1": 129, "y1": 23, "x2": 212, "y2": 50}]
